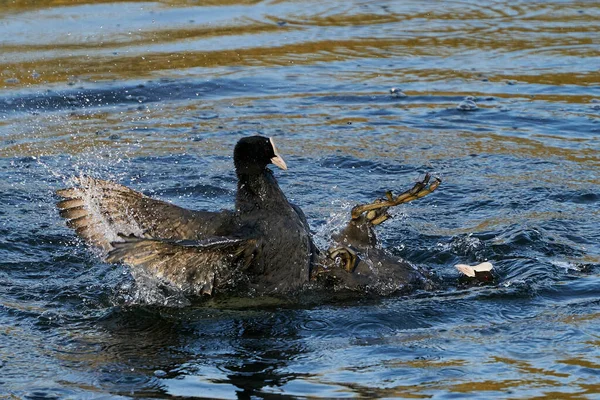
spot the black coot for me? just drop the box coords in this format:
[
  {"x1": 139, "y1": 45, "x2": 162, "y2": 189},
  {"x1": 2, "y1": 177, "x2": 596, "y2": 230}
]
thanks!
[
  {"x1": 57, "y1": 135, "x2": 440, "y2": 298},
  {"x1": 57, "y1": 136, "x2": 316, "y2": 296}
]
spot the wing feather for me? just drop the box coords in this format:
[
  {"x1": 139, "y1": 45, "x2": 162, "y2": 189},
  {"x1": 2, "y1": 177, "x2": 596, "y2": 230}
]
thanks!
[
  {"x1": 107, "y1": 236, "x2": 258, "y2": 295},
  {"x1": 56, "y1": 176, "x2": 232, "y2": 250}
]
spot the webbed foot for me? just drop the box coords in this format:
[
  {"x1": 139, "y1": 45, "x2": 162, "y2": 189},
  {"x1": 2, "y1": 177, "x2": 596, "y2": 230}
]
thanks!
[
  {"x1": 310, "y1": 246, "x2": 358, "y2": 282},
  {"x1": 350, "y1": 173, "x2": 441, "y2": 225},
  {"x1": 327, "y1": 246, "x2": 358, "y2": 273}
]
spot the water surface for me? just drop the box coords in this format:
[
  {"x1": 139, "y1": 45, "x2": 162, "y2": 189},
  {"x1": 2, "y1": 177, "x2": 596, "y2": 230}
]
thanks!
[{"x1": 1, "y1": 0, "x2": 599, "y2": 398}]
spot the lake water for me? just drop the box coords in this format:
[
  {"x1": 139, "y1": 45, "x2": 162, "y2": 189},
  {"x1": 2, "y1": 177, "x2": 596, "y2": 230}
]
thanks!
[{"x1": 1, "y1": 1, "x2": 599, "y2": 398}]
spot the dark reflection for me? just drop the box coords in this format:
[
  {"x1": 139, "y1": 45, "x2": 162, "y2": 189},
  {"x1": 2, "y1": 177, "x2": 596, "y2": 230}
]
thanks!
[
  {"x1": 221, "y1": 316, "x2": 307, "y2": 399},
  {"x1": 76, "y1": 304, "x2": 310, "y2": 398},
  {"x1": 191, "y1": 305, "x2": 308, "y2": 398},
  {"x1": 51, "y1": 307, "x2": 191, "y2": 395}
]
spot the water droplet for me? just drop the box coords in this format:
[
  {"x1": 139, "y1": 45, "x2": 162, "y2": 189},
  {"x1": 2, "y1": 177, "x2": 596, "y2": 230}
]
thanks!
[
  {"x1": 456, "y1": 100, "x2": 478, "y2": 111},
  {"x1": 389, "y1": 87, "x2": 406, "y2": 97}
]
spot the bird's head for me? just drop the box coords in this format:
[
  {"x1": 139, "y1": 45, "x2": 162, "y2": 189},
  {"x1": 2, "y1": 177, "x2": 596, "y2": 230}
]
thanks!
[{"x1": 234, "y1": 135, "x2": 287, "y2": 175}]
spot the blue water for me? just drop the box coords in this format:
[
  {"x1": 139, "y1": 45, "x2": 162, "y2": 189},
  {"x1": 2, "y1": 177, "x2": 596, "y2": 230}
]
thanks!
[{"x1": 1, "y1": 1, "x2": 600, "y2": 398}]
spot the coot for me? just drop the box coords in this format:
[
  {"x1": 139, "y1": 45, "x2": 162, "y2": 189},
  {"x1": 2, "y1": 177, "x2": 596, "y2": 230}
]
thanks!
[{"x1": 57, "y1": 136, "x2": 440, "y2": 297}]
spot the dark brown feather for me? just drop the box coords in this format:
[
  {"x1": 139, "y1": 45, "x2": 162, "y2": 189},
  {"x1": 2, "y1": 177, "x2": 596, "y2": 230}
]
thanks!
[
  {"x1": 107, "y1": 236, "x2": 258, "y2": 295},
  {"x1": 56, "y1": 176, "x2": 233, "y2": 251}
]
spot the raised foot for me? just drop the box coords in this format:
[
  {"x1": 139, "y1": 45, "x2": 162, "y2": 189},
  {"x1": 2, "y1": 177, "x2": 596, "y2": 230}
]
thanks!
[
  {"x1": 351, "y1": 173, "x2": 441, "y2": 225},
  {"x1": 328, "y1": 246, "x2": 358, "y2": 273}
]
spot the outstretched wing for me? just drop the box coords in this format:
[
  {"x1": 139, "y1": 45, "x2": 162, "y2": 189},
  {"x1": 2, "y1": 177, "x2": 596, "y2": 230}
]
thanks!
[
  {"x1": 107, "y1": 236, "x2": 259, "y2": 295},
  {"x1": 56, "y1": 176, "x2": 233, "y2": 251}
]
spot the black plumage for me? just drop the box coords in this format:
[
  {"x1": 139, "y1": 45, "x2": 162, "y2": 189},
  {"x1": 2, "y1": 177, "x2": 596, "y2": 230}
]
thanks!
[
  {"x1": 57, "y1": 135, "x2": 437, "y2": 298},
  {"x1": 57, "y1": 136, "x2": 316, "y2": 296}
]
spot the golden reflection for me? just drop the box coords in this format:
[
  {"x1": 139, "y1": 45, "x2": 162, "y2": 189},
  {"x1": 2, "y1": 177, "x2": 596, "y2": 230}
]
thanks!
[
  {"x1": 2, "y1": 33, "x2": 599, "y2": 88},
  {"x1": 346, "y1": 69, "x2": 600, "y2": 91},
  {"x1": 1, "y1": 0, "x2": 599, "y2": 89},
  {"x1": 456, "y1": 132, "x2": 600, "y2": 166},
  {"x1": 325, "y1": 117, "x2": 370, "y2": 125},
  {"x1": 449, "y1": 379, "x2": 560, "y2": 393},
  {"x1": 0, "y1": 0, "x2": 132, "y2": 14},
  {"x1": 1, "y1": 300, "x2": 48, "y2": 314},
  {"x1": 0, "y1": 38, "x2": 404, "y2": 86},
  {"x1": 384, "y1": 358, "x2": 467, "y2": 369},
  {"x1": 0, "y1": 0, "x2": 262, "y2": 14},
  {"x1": 532, "y1": 389, "x2": 600, "y2": 400},
  {"x1": 269, "y1": 13, "x2": 401, "y2": 27},
  {"x1": 0, "y1": 22, "x2": 292, "y2": 54},
  {"x1": 492, "y1": 356, "x2": 570, "y2": 378},
  {"x1": 427, "y1": 210, "x2": 588, "y2": 237},
  {"x1": 558, "y1": 358, "x2": 600, "y2": 369},
  {"x1": 306, "y1": 378, "x2": 434, "y2": 399}
]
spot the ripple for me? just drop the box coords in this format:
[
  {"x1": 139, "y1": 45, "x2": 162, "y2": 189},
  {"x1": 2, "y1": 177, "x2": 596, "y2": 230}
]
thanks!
[
  {"x1": 348, "y1": 320, "x2": 397, "y2": 338},
  {"x1": 1, "y1": 0, "x2": 600, "y2": 397},
  {"x1": 300, "y1": 318, "x2": 331, "y2": 331}
]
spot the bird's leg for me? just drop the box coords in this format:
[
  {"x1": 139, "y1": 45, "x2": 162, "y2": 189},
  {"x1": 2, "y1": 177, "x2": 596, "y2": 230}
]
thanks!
[
  {"x1": 350, "y1": 173, "x2": 441, "y2": 226},
  {"x1": 326, "y1": 173, "x2": 441, "y2": 270}
]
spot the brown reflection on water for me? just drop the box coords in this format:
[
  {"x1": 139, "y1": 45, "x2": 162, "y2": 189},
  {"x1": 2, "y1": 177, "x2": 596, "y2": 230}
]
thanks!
[
  {"x1": 273, "y1": 12, "x2": 402, "y2": 27},
  {"x1": 2, "y1": 95, "x2": 598, "y2": 171},
  {"x1": 308, "y1": 357, "x2": 593, "y2": 398},
  {"x1": 457, "y1": 132, "x2": 600, "y2": 166},
  {"x1": 3, "y1": 35, "x2": 599, "y2": 87},
  {"x1": 0, "y1": 22, "x2": 292, "y2": 54},
  {"x1": 0, "y1": 38, "x2": 438, "y2": 86},
  {"x1": 323, "y1": 314, "x2": 600, "y2": 398},
  {"x1": 559, "y1": 358, "x2": 600, "y2": 370},
  {"x1": 0, "y1": 0, "x2": 127, "y2": 13},
  {"x1": 491, "y1": 356, "x2": 569, "y2": 379},
  {"x1": 383, "y1": 357, "x2": 468, "y2": 369},
  {"x1": 1, "y1": 1, "x2": 599, "y2": 88},
  {"x1": 449, "y1": 379, "x2": 561, "y2": 393},
  {"x1": 1, "y1": 0, "x2": 263, "y2": 14},
  {"x1": 349, "y1": 69, "x2": 600, "y2": 89}
]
